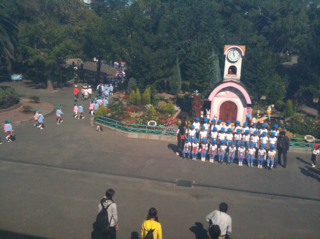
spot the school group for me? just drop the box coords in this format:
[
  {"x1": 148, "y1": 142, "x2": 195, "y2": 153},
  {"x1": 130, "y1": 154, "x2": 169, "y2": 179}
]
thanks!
[{"x1": 178, "y1": 117, "x2": 279, "y2": 169}]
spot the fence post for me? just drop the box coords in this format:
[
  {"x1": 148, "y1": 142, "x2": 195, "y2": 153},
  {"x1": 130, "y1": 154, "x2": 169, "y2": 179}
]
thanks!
[
  {"x1": 116, "y1": 121, "x2": 118, "y2": 129},
  {"x1": 146, "y1": 125, "x2": 148, "y2": 134}
]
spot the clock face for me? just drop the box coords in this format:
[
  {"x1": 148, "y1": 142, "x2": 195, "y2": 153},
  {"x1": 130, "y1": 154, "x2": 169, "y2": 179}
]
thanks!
[{"x1": 227, "y1": 49, "x2": 241, "y2": 62}]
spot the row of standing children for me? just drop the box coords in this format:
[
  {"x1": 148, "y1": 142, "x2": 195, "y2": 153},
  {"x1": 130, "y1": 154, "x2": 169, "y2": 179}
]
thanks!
[{"x1": 181, "y1": 117, "x2": 279, "y2": 169}]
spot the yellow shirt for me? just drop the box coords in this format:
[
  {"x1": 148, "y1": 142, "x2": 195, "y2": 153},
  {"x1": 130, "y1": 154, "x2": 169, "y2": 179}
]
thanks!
[{"x1": 141, "y1": 220, "x2": 162, "y2": 239}]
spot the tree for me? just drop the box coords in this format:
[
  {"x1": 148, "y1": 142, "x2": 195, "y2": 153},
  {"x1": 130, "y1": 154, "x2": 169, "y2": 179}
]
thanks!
[
  {"x1": 169, "y1": 57, "x2": 182, "y2": 95},
  {"x1": 267, "y1": 74, "x2": 286, "y2": 104},
  {"x1": 208, "y1": 47, "x2": 222, "y2": 89},
  {"x1": 135, "y1": 88, "x2": 141, "y2": 105},
  {"x1": 129, "y1": 89, "x2": 136, "y2": 105},
  {"x1": 166, "y1": 100, "x2": 175, "y2": 115},
  {"x1": 127, "y1": 78, "x2": 137, "y2": 95},
  {"x1": 0, "y1": 4, "x2": 18, "y2": 69},
  {"x1": 147, "y1": 104, "x2": 156, "y2": 116},
  {"x1": 159, "y1": 101, "x2": 167, "y2": 113},
  {"x1": 285, "y1": 100, "x2": 294, "y2": 117},
  {"x1": 142, "y1": 87, "x2": 151, "y2": 105}
]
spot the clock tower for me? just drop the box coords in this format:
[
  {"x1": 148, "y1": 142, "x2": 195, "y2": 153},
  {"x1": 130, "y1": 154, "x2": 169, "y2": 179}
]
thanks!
[{"x1": 223, "y1": 45, "x2": 246, "y2": 82}]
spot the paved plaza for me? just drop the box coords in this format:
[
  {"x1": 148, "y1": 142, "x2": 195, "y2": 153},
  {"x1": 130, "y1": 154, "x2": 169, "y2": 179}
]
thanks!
[{"x1": 1, "y1": 81, "x2": 320, "y2": 239}]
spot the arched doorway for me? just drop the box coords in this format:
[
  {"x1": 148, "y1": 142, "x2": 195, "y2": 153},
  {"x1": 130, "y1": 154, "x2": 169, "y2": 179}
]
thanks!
[{"x1": 219, "y1": 101, "x2": 237, "y2": 123}]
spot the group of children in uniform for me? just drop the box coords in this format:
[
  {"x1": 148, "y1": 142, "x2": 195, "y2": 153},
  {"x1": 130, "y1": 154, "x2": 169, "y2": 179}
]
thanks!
[
  {"x1": 3, "y1": 119, "x2": 14, "y2": 142},
  {"x1": 182, "y1": 117, "x2": 279, "y2": 169},
  {"x1": 33, "y1": 108, "x2": 45, "y2": 129}
]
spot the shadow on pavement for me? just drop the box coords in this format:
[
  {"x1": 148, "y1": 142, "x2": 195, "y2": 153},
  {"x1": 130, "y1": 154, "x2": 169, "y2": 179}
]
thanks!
[
  {"x1": 296, "y1": 157, "x2": 312, "y2": 166},
  {"x1": 190, "y1": 222, "x2": 208, "y2": 239},
  {"x1": 0, "y1": 229, "x2": 47, "y2": 239},
  {"x1": 130, "y1": 231, "x2": 139, "y2": 239},
  {"x1": 299, "y1": 166, "x2": 320, "y2": 182},
  {"x1": 168, "y1": 143, "x2": 179, "y2": 154}
]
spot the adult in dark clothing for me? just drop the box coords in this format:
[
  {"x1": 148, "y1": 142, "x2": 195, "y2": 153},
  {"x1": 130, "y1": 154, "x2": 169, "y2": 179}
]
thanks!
[
  {"x1": 277, "y1": 131, "x2": 290, "y2": 168},
  {"x1": 175, "y1": 121, "x2": 187, "y2": 152}
]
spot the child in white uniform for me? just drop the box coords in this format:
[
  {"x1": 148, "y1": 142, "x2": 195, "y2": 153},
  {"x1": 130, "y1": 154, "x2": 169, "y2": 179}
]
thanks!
[
  {"x1": 199, "y1": 126, "x2": 207, "y2": 141},
  {"x1": 215, "y1": 119, "x2": 222, "y2": 131},
  {"x1": 192, "y1": 138, "x2": 199, "y2": 161},
  {"x1": 270, "y1": 124, "x2": 279, "y2": 136},
  {"x1": 210, "y1": 127, "x2": 218, "y2": 145},
  {"x1": 203, "y1": 118, "x2": 210, "y2": 135},
  {"x1": 267, "y1": 146, "x2": 276, "y2": 169},
  {"x1": 257, "y1": 144, "x2": 266, "y2": 168},
  {"x1": 259, "y1": 123, "x2": 268, "y2": 136},
  {"x1": 234, "y1": 129, "x2": 242, "y2": 148},
  {"x1": 238, "y1": 142, "x2": 246, "y2": 166},
  {"x1": 311, "y1": 143, "x2": 319, "y2": 168},
  {"x1": 182, "y1": 138, "x2": 191, "y2": 159},
  {"x1": 218, "y1": 128, "x2": 226, "y2": 146},
  {"x1": 242, "y1": 130, "x2": 250, "y2": 149},
  {"x1": 219, "y1": 140, "x2": 227, "y2": 163},
  {"x1": 188, "y1": 125, "x2": 196, "y2": 143},
  {"x1": 193, "y1": 117, "x2": 201, "y2": 136},
  {"x1": 260, "y1": 132, "x2": 269, "y2": 147},
  {"x1": 250, "y1": 122, "x2": 257, "y2": 135},
  {"x1": 200, "y1": 138, "x2": 208, "y2": 161},
  {"x1": 228, "y1": 142, "x2": 237, "y2": 164},
  {"x1": 247, "y1": 143, "x2": 256, "y2": 167},
  {"x1": 250, "y1": 131, "x2": 260, "y2": 149},
  {"x1": 241, "y1": 122, "x2": 249, "y2": 134},
  {"x1": 209, "y1": 140, "x2": 217, "y2": 163},
  {"x1": 268, "y1": 132, "x2": 277, "y2": 149}
]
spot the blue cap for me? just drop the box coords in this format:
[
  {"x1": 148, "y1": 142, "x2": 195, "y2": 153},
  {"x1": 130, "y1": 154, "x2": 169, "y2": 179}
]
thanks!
[
  {"x1": 271, "y1": 132, "x2": 276, "y2": 136},
  {"x1": 221, "y1": 140, "x2": 226, "y2": 144},
  {"x1": 270, "y1": 145, "x2": 275, "y2": 149},
  {"x1": 195, "y1": 138, "x2": 199, "y2": 142},
  {"x1": 213, "y1": 127, "x2": 217, "y2": 130},
  {"x1": 228, "y1": 128, "x2": 232, "y2": 131},
  {"x1": 211, "y1": 119, "x2": 216, "y2": 122},
  {"x1": 221, "y1": 128, "x2": 225, "y2": 132},
  {"x1": 260, "y1": 144, "x2": 265, "y2": 147},
  {"x1": 274, "y1": 124, "x2": 278, "y2": 128},
  {"x1": 254, "y1": 130, "x2": 258, "y2": 134},
  {"x1": 226, "y1": 120, "x2": 230, "y2": 124},
  {"x1": 201, "y1": 126, "x2": 205, "y2": 129},
  {"x1": 253, "y1": 123, "x2": 257, "y2": 125},
  {"x1": 195, "y1": 117, "x2": 199, "y2": 121},
  {"x1": 231, "y1": 142, "x2": 235, "y2": 145},
  {"x1": 237, "y1": 129, "x2": 241, "y2": 132},
  {"x1": 243, "y1": 122, "x2": 247, "y2": 126},
  {"x1": 245, "y1": 130, "x2": 249, "y2": 133},
  {"x1": 235, "y1": 120, "x2": 240, "y2": 124},
  {"x1": 250, "y1": 143, "x2": 254, "y2": 147},
  {"x1": 191, "y1": 125, "x2": 195, "y2": 129},
  {"x1": 262, "y1": 123, "x2": 266, "y2": 127},
  {"x1": 240, "y1": 142, "x2": 245, "y2": 145},
  {"x1": 263, "y1": 132, "x2": 267, "y2": 135},
  {"x1": 204, "y1": 118, "x2": 208, "y2": 122},
  {"x1": 213, "y1": 140, "x2": 217, "y2": 144},
  {"x1": 202, "y1": 138, "x2": 207, "y2": 142},
  {"x1": 186, "y1": 137, "x2": 190, "y2": 141},
  {"x1": 218, "y1": 119, "x2": 221, "y2": 123}
]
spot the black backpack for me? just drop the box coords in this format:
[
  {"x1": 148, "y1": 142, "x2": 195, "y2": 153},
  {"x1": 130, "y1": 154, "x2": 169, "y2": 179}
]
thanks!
[
  {"x1": 95, "y1": 202, "x2": 113, "y2": 232},
  {"x1": 98, "y1": 85, "x2": 102, "y2": 93},
  {"x1": 144, "y1": 229, "x2": 155, "y2": 239}
]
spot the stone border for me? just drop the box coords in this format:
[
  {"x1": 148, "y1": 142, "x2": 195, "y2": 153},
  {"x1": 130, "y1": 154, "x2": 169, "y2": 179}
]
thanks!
[
  {"x1": 91, "y1": 117, "x2": 176, "y2": 142},
  {"x1": 0, "y1": 102, "x2": 22, "y2": 113}
]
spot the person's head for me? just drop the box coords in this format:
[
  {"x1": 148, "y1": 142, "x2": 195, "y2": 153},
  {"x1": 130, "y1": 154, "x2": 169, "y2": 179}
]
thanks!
[
  {"x1": 201, "y1": 126, "x2": 205, "y2": 131},
  {"x1": 226, "y1": 120, "x2": 230, "y2": 125},
  {"x1": 262, "y1": 123, "x2": 267, "y2": 128},
  {"x1": 263, "y1": 132, "x2": 267, "y2": 137},
  {"x1": 235, "y1": 120, "x2": 240, "y2": 126},
  {"x1": 314, "y1": 143, "x2": 319, "y2": 149},
  {"x1": 208, "y1": 224, "x2": 221, "y2": 239},
  {"x1": 191, "y1": 125, "x2": 195, "y2": 130},
  {"x1": 245, "y1": 130, "x2": 249, "y2": 134},
  {"x1": 271, "y1": 132, "x2": 276, "y2": 137},
  {"x1": 221, "y1": 140, "x2": 226, "y2": 145},
  {"x1": 250, "y1": 143, "x2": 254, "y2": 148},
  {"x1": 34, "y1": 108, "x2": 38, "y2": 114},
  {"x1": 105, "y1": 189, "x2": 115, "y2": 199},
  {"x1": 227, "y1": 128, "x2": 232, "y2": 133},
  {"x1": 219, "y1": 203, "x2": 228, "y2": 213},
  {"x1": 7, "y1": 119, "x2": 12, "y2": 124},
  {"x1": 270, "y1": 145, "x2": 275, "y2": 151},
  {"x1": 211, "y1": 119, "x2": 216, "y2": 124},
  {"x1": 253, "y1": 122, "x2": 257, "y2": 127},
  {"x1": 195, "y1": 117, "x2": 199, "y2": 122},
  {"x1": 260, "y1": 144, "x2": 265, "y2": 149},
  {"x1": 204, "y1": 118, "x2": 208, "y2": 123},
  {"x1": 274, "y1": 124, "x2": 278, "y2": 129},
  {"x1": 237, "y1": 129, "x2": 241, "y2": 134},
  {"x1": 280, "y1": 131, "x2": 286, "y2": 137},
  {"x1": 39, "y1": 110, "x2": 43, "y2": 114},
  {"x1": 231, "y1": 142, "x2": 235, "y2": 148},
  {"x1": 212, "y1": 140, "x2": 216, "y2": 145},
  {"x1": 220, "y1": 128, "x2": 225, "y2": 133},
  {"x1": 75, "y1": 85, "x2": 77, "y2": 88},
  {"x1": 185, "y1": 138, "x2": 189, "y2": 143},
  {"x1": 213, "y1": 127, "x2": 217, "y2": 131},
  {"x1": 240, "y1": 142, "x2": 244, "y2": 148},
  {"x1": 147, "y1": 207, "x2": 159, "y2": 222},
  {"x1": 217, "y1": 119, "x2": 221, "y2": 124},
  {"x1": 254, "y1": 130, "x2": 258, "y2": 136},
  {"x1": 243, "y1": 122, "x2": 247, "y2": 127}
]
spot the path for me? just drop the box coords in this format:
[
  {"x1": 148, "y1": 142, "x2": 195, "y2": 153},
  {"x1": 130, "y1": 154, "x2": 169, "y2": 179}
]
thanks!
[{"x1": 0, "y1": 81, "x2": 320, "y2": 239}]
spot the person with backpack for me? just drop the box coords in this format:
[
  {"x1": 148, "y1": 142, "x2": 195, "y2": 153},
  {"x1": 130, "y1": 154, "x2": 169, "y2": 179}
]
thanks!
[
  {"x1": 95, "y1": 189, "x2": 119, "y2": 239},
  {"x1": 140, "y1": 208, "x2": 162, "y2": 239},
  {"x1": 97, "y1": 82, "x2": 103, "y2": 98},
  {"x1": 206, "y1": 203, "x2": 232, "y2": 239}
]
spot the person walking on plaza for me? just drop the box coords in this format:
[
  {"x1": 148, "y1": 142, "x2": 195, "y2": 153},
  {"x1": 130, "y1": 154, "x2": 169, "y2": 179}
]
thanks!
[
  {"x1": 206, "y1": 203, "x2": 232, "y2": 239},
  {"x1": 96, "y1": 189, "x2": 119, "y2": 239},
  {"x1": 141, "y1": 207, "x2": 162, "y2": 239},
  {"x1": 277, "y1": 131, "x2": 290, "y2": 168},
  {"x1": 74, "y1": 85, "x2": 79, "y2": 99},
  {"x1": 56, "y1": 105, "x2": 64, "y2": 125},
  {"x1": 33, "y1": 108, "x2": 39, "y2": 127},
  {"x1": 38, "y1": 110, "x2": 44, "y2": 130},
  {"x1": 311, "y1": 143, "x2": 319, "y2": 168}
]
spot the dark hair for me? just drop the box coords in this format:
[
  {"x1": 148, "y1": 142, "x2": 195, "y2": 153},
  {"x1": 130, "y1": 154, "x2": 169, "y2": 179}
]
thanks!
[
  {"x1": 280, "y1": 131, "x2": 286, "y2": 136},
  {"x1": 219, "y1": 203, "x2": 228, "y2": 213},
  {"x1": 208, "y1": 225, "x2": 221, "y2": 239},
  {"x1": 146, "y1": 207, "x2": 159, "y2": 222},
  {"x1": 105, "y1": 189, "x2": 115, "y2": 199}
]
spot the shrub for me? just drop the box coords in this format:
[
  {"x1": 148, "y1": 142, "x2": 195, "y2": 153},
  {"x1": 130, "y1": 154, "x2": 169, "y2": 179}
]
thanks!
[
  {"x1": 129, "y1": 90, "x2": 136, "y2": 105},
  {"x1": 22, "y1": 105, "x2": 33, "y2": 113},
  {"x1": 275, "y1": 100, "x2": 283, "y2": 110},
  {"x1": 142, "y1": 87, "x2": 151, "y2": 105},
  {"x1": 99, "y1": 105, "x2": 108, "y2": 116},
  {"x1": 285, "y1": 100, "x2": 294, "y2": 117},
  {"x1": 135, "y1": 88, "x2": 141, "y2": 105},
  {"x1": 29, "y1": 96, "x2": 40, "y2": 103},
  {"x1": 147, "y1": 105, "x2": 156, "y2": 116},
  {"x1": 0, "y1": 86, "x2": 19, "y2": 109},
  {"x1": 159, "y1": 102, "x2": 167, "y2": 113},
  {"x1": 94, "y1": 107, "x2": 104, "y2": 119},
  {"x1": 166, "y1": 100, "x2": 175, "y2": 114},
  {"x1": 126, "y1": 78, "x2": 137, "y2": 94}
]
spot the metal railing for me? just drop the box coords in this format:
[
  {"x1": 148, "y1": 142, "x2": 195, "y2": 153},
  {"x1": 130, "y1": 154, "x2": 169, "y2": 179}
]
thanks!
[
  {"x1": 289, "y1": 137, "x2": 320, "y2": 149},
  {"x1": 95, "y1": 116, "x2": 177, "y2": 136}
]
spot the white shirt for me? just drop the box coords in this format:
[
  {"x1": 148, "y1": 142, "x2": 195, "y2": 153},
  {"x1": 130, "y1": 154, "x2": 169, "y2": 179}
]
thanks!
[
  {"x1": 234, "y1": 126, "x2": 242, "y2": 133},
  {"x1": 189, "y1": 129, "x2": 196, "y2": 137},
  {"x1": 210, "y1": 124, "x2": 216, "y2": 131},
  {"x1": 220, "y1": 145, "x2": 227, "y2": 152},
  {"x1": 251, "y1": 135, "x2": 259, "y2": 143},
  {"x1": 84, "y1": 89, "x2": 88, "y2": 96},
  {"x1": 201, "y1": 143, "x2": 208, "y2": 150},
  {"x1": 193, "y1": 122, "x2": 200, "y2": 130},
  {"x1": 248, "y1": 148, "x2": 256, "y2": 155},
  {"x1": 312, "y1": 149, "x2": 320, "y2": 155},
  {"x1": 206, "y1": 210, "x2": 232, "y2": 236},
  {"x1": 250, "y1": 127, "x2": 257, "y2": 134},
  {"x1": 184, "y1": 142, "x2": 191, "y2": 149},
  {"x1": 269, "y1": 137, "x2": 277, "y2": 145},
  {"x1": 226, "y1": 133, "x2": 234, "y2": 141},
  {"x1": 234, "y1": 133, "x2": 242, "y2": 141},
  {"x1": 242, "y1": 126, "x2": 249, "y2": 134},
  {"x1": 192, "y1": 143, "x2": 199, "y2": 150},
  {"x1": 203, "y1": 123, "x2": 210, "y2": 130},
  {"x1": 238, "y1": 147, "x2": 246, "y2": 156},
  {"x1": 210, "y1": 145, "x2": 218, "y2": 151},
  {"x1": 215, "y1": 124, "x2": 222, "y2": 131},
  {"x1": 211, "y1": 131, "x2": 218, "y2": 139},
  {"x1": 218, "y1": 133, "x2": 226, "y2": 140},
  {"x1": 199, "y1": 131, "x2": 207, "y2": 139},
  {"x1": 229, "y1": 147, "x2": 236, "y2": 153},
  {"x1": 242, "y1": 134, "x2": 250, "y2": 141},
  {"x1": 88, "y1": 88, "x2": 92, "y2": 94},
  {"x1": 258, "y1": 149, "x2": 266, "y2": 155},
  {"x1": 268, "y1": 150, "x2": 276, "y2": 158},
  {"x1": 271, "y1": 129, "x2": 279, "y2": 137},
  {"x1": 260, "y1": 136, "x2": 268, "y2": 144},
  {"x1": 259, "y1": 128, "x2": 268, "y2": 135}
]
